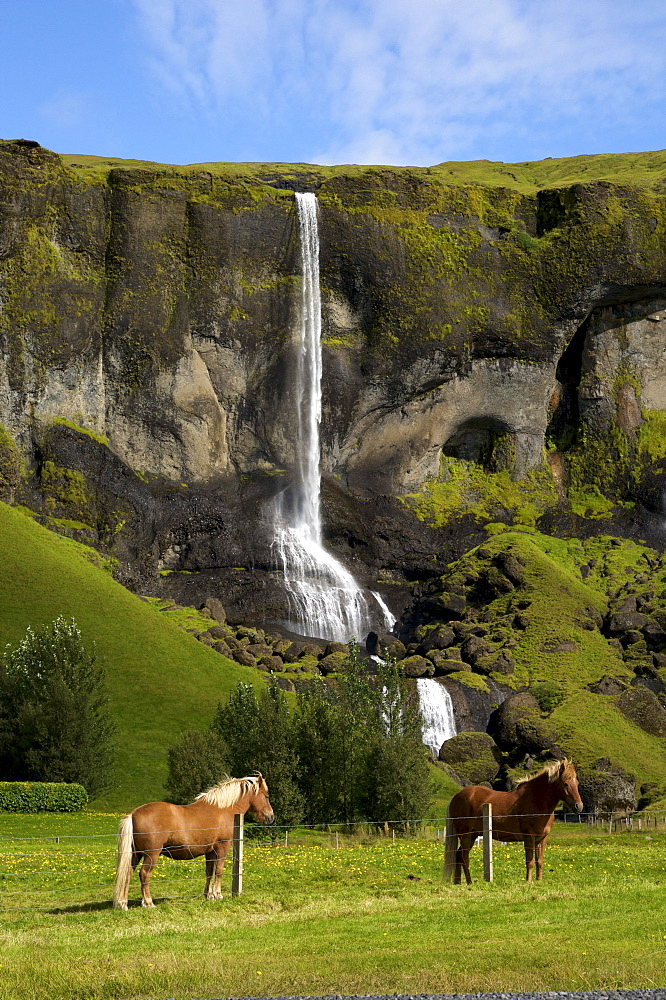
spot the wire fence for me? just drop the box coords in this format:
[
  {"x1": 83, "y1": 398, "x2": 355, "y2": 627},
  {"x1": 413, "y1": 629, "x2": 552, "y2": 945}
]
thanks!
[{"x1": 1, "y1": 810, "x2": 665, "y2": 912}]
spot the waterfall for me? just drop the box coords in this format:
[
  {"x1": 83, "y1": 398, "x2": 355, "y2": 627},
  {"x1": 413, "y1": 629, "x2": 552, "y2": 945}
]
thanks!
[
  {"x1": 273, "y1": 193, "x2": 371, "y2": 642},
  {"x1": 371, "y1": 591, "x2": 396, "y2": 632},
  {"x1": 417, "y1": 678, "x2": 457, "y2": 756}
]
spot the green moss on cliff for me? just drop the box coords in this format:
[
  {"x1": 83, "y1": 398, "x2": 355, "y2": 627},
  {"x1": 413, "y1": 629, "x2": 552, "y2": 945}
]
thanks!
[
  {"x1": 402, "y1": 456, "x2": 558, "y2": 527},
  {"x1": 40, "y1": 461, "x2": 93, "y2": 524}
]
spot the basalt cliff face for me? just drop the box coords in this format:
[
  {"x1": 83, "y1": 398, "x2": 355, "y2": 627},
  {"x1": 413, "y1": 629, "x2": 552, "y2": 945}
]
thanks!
[{"x1": 2, "y1": 140, "x2": 666, "y2": 623}]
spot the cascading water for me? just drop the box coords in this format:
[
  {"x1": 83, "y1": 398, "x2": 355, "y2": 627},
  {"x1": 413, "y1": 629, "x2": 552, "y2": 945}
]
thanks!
[
  {"x1": 273, "y1": 193, "x2": 373, "y2": 642},
  {"x1": 417, "y1": 678, "x2": 457, "y2": 756}
]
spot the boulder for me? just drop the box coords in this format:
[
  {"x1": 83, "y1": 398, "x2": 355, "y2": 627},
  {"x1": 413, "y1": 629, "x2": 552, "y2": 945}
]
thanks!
[
  {"x1": 426, "y1": 649, "x2": 466, "y2": 675},
  {"x1": 422, "y1": 592, "x2": 466, "y2": 620},
  {"x1": 586, "y1": 675, "x2": 626, "y2": 695},
  {"x1": 494, "y1": 552, "x2": 525, "y2": 585},
  {"x1": 325, "y1": 641, "x2": 349, "y2": 656},
  {"x1": 206, "y1": 625, "x2": 232, "y2": 640},
  {"x1": 438, "y1": 732, "x2": 502, "y2": 785},
  {"x1": 577, "y1": 758, "x2": 636, "y2": 814},
  {"x1": 232, "y1": 649, "x2": 257, "y2": 668},
  {"x1": 608, "y1": 612, "x2": 649, "y2": 636},
  {"x1": 475, "y1": 649, "x2": 514, "y2": 676},
  {"x1": 297, "y1": 655, "x2": 321, "y2": 673},
  {"x1": 274, "y1": 676, "x2": 295, "y2": 692},
  {"x1": 202, "y1": 597, "x2": 227, "y2": 623},
  {"x1": 318, "y1": 651, "x2": 349, "y2": 675},
  {"x1": 258, "y1": 654, "x2": 284, "y2": 672},
  {"x1": 488, "y1": 691, "x2": 562, "y2": 758},
  {"x1": 236, "y1": 626, "x2": 264, "y2": 643},
  {"x1": 460, "y1": 635, "x2": 493, "y2": 666},
  {"x1": 365, "y1": 632, "x2": 406, "y2": 660},
  {"x1": 616, "y1": 686, "x2": 666, "y2": 736},
  {"x1": 420, "y1": 624, "x2": 456, "y2": 652},
  {"x1": 399, "y1": 655, "x2": 434, "y2": 678},
  {"x1": 212, "y1": 641, "x2": 233, "y2": 658},
  {"x1": 246, "y1": 643, "x2": 274, "y2": 660},
  {"x1": 283, "y1": 640, "x2": 325, "y2": 663}
]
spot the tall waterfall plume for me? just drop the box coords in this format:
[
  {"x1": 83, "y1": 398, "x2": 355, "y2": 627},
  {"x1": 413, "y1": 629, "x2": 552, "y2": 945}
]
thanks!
[
  {"x1": 417, "y1": 679, "x2": 457, "y2": 756},
  {"x1": 273, "y1": 193, "x2": 371, "y2": 642}
]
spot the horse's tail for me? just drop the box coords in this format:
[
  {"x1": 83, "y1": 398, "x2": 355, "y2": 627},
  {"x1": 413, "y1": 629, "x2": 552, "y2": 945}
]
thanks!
[
  {"x1": 113, "y1": 813, "x2": 134, "y2": 910},
  {"x1": 443, "y1": 802, "x2": 458, "y2": 881}
]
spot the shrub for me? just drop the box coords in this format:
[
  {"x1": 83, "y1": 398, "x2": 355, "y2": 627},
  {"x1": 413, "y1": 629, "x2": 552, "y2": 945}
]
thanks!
[
  {"x1": 530, "y1": 679, "x2": 565, "y2": 715},
  {"x1": 165, "y1": 730, "x2": 230, "y2": 804},
  {"x1": 0, "y1": 617, "x2": 115, "y2": 796},
  {"x1": 0, "y1": 781, "x2": 88, "y2": 812}
]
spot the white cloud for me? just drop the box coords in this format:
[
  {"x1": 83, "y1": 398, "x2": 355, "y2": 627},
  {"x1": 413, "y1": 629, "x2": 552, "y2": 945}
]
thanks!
[{"x1": 131, "y1": 0, "x2": 666, "y2": 164}]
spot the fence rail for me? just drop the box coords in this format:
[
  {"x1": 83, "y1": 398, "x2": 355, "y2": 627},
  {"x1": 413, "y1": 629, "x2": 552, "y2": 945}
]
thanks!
[{"x1": 1, "y1": 809, "x2": 665, "y2": 910}]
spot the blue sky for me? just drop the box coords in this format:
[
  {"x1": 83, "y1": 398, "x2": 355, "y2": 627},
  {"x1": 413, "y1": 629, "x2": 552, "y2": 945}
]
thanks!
[{"x1": 2, "y1": 0, "x2": 666, "y2": 167}]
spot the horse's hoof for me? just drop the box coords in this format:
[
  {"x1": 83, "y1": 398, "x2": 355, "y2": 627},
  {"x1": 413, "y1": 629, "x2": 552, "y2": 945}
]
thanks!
[{"x1": 141, "y1": 899, "x2": 155, "y2": 908}]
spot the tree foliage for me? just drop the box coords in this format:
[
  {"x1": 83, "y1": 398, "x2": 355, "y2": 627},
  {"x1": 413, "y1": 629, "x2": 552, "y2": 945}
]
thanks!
[
  {"x1": 202, "y1": 643, "x2": 432, "y2": 829},
  {"x1": 165, "y1": 729, "x2": 230, "y2": 804},
  {"x1": 0, "y1": 617, "x2": 115, "y2": 796},
  {"x1": 212, "y1": 680, "x2": 304, "y2": 828}
]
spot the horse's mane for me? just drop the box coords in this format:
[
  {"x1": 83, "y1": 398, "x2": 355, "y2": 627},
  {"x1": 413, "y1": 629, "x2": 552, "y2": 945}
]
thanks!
[
  {"x1": 515, "y1": 758, "x2": 575, "y2": 786},
  {"x1": 195, "y1": 774, "x2": 266, "y2": 808}
]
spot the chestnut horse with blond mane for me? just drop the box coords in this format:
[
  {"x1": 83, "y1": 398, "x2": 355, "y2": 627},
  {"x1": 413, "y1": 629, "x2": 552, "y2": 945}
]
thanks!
[
  {"x1": 113, "y1": 774, "x2": 274, "y2": 909},
  {"x1": 444, "y1": 759, "x2": 583, "y2": 883}
]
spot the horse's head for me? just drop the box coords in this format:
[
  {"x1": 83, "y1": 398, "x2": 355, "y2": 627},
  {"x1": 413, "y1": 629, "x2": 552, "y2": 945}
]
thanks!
[
  {"x1": 553, "y1": 759, "x2": 583, "y2": 813},
  {"x1": 248, "y1": 774, "x2": 275, "y2": 825}
]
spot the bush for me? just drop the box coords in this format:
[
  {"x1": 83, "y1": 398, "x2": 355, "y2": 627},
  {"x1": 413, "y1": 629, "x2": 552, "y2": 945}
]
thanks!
[
  {"x1": 0, "y1": 781, "x2": 88, "y2": 812},
  {"x1": 0, "y1": 617, "x2": 115, "y2": 796},
  {"x1": 530, "y1": 680, "x2": 565, "y2": 715},
  {"x1": 165, "y1": 730, "x2": 230, "y2": 804}
]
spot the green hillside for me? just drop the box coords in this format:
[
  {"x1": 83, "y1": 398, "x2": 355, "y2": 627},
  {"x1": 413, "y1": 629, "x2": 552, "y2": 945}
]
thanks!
[
  {"x1": 416, "y1": 528, "x2": 666, "y2": 789},
  {"x1": 59, "y1": 148, "x2": 666, "y2": 195},
  {"x1": 0, "y1": 503, "x2": 259, "y2": 810}
]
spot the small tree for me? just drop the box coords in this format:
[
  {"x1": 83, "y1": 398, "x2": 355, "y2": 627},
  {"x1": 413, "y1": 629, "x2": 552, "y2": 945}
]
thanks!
[
  {"x1": 212, "y1": 680, "x2": 304, "y2": 828},
  {"x1": 0, "y1": 617, "x2": 115, "y2": 796},
  {"x1": 165, "y1": 729, "x2": 230, "y2": 804},
  {"x1": 363, "y1": 658, "x2": 432, "y2": 827}
]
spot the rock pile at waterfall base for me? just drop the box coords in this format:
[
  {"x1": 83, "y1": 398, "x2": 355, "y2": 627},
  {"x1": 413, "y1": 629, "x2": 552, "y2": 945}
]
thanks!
[{"x1": 142, "y1": 526, "x2": 666, "y2": 804}]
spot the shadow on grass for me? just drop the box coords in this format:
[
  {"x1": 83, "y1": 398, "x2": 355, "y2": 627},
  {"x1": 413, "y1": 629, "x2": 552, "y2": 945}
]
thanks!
[{"x1": 48, "y1": 896, "x2": 174, "y2": 914}]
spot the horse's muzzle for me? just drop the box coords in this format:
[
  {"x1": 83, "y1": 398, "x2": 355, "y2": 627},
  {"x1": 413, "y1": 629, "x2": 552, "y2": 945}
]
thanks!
[{"x1": 572, "y1": 800, "x2": 583, "y2": 814}]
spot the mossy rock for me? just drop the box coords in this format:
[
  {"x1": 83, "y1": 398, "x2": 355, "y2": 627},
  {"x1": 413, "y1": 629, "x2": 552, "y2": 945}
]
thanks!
[
  {"x1": 0, "y1": 425, "x2": 21, "y2": 501},
  {"x1": 616, "y1": 685, "x2": 666, "y2": 737},
  {"x1": 489, "y1": 690, "x2": 563, "y2": 758},
  {"x1": 577, "y1": 758, "x2": 636, "y2": 813},
  {"x1": 318, "y1": 651, "x2": 349, "y2": 675},
  {"x1": 438, "y1": 731, "x2": 502, "y2": 785},
  {"x1": 298, "y1": 655, "x2": 321, "y2": 673},
  {"x1": 399, "y1": 654, "x2": 434, "y2": 678}
]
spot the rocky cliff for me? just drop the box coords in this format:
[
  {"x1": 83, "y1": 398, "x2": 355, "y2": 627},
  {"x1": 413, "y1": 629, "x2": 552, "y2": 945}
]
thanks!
[{"x1": 2, "y1": 139, "x2": 666, "y2": 622}]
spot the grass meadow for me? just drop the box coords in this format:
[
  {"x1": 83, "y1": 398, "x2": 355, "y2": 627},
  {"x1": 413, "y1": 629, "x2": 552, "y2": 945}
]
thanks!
[{"x1": 0, "y1": 813, "x2": 665, "y2": 1000}]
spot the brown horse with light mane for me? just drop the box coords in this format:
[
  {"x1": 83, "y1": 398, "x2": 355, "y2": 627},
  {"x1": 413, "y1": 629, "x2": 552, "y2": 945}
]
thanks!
[
  {"x1": 113, "y1": 774, "x2": 274, "y2": 909},
  {"x1": 444, "y1": 759, "x2": 583, "y2": 884}
]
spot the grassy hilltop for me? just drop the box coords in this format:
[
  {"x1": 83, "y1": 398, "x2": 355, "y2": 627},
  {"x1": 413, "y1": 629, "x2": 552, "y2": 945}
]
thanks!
[{"x1": 0, "y1": 502, "x2": 259, "y2": 809}]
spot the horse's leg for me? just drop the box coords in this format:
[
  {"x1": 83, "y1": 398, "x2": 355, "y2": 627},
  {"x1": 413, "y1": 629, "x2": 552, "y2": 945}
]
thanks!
[
  {"x1": 454, "y1": 844, "x2": 463, "y2": 885},
  {"x1": 139, "y1": 850, "x2": 159, "y2": 907},
  {"x1": 204, "y1": 855, "x2": 216, "y2": 900},
  {"x1": 212, "y1": 841, "x2": 231, "y2": 900},
  {"x1": 524, "y1": 836, "x2": 535, "y2": 882},
  {"x1": 535, "y1": 837, "x2": 547, "y2": 880},
  {"x1": 460, "y1": 833, "x2": 474, "y2": 885}
]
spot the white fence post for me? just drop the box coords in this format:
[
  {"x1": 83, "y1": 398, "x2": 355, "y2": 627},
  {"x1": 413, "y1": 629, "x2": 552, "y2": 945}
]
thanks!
[
  {"x1": 482, "y1": 803, "x2": 493, "y2": 882},
  {"x1": 232, "y1": 813, "x2": 244, "y2": 897}
]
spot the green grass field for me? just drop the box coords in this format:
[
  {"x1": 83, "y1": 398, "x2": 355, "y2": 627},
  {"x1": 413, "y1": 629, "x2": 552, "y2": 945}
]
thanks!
[
  {"x1": 59, "y1": 148, "x2": 666, "y2": 195},
  {"x1": 0, "y1": 503, "x2": 259, "y2": 809},
  {"x1": 0, "y1": 812, "x2": 665, "y2": 1000}
]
